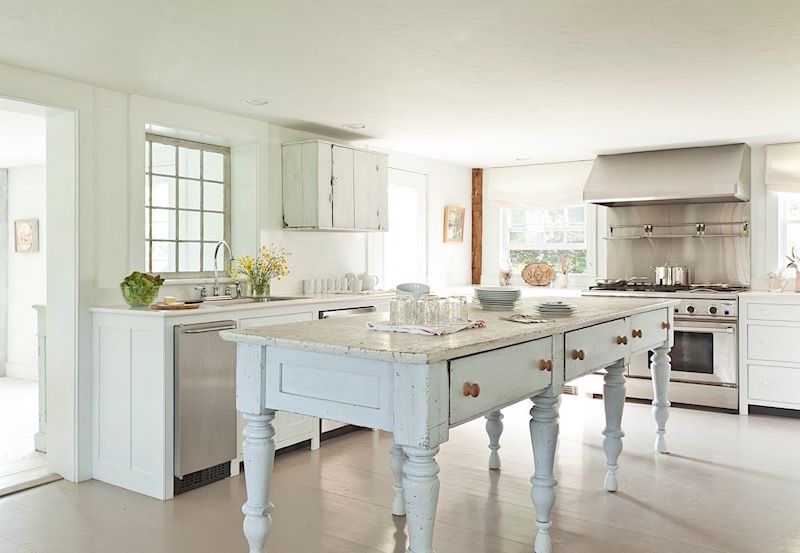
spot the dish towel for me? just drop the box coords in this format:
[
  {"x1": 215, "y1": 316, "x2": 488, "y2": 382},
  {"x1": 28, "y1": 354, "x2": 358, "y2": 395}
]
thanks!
[{"x1": 366, "y1": 319, "x2": 486, "y2": 336}]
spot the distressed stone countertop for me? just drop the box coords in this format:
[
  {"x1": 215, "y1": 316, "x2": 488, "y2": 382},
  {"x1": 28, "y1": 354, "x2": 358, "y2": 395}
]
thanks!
[{"x1": 221, "y1": 296, "x2": 678, "y2": 365}]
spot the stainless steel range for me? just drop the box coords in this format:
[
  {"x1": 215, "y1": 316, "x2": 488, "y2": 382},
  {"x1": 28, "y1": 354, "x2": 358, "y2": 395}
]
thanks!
[{"x1": 583, "y1": 281, "x2": 744, "y2": 410}]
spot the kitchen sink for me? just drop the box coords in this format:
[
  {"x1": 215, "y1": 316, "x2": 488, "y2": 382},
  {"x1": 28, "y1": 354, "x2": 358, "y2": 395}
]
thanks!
[{"x1": 205, "y1": 296, "x2": 305, "y2": 305}]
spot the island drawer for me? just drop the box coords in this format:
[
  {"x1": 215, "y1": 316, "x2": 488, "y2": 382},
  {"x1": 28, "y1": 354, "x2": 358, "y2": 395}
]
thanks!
[
  {"x1": 448, "y1": 337, "x2": 553, "y2": 425},
  {"x1": 628, "y1": 308, "x2": 670, "y2": 353},
  {"x1": 747, "y1": 324, "x2": 800, "y2": 363},
  {"x1": 565, "y1": 318, "x2": 628, "y2": 380}
]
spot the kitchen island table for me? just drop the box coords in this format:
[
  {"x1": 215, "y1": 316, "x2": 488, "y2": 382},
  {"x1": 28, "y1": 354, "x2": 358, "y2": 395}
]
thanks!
[{"x1": 222, "y1": 296, "x2": 676, "y2": 553}]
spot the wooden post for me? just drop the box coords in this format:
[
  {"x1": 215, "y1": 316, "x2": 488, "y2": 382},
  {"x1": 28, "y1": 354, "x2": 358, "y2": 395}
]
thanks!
[{"x1": 471, "y1": 168, "x2": 483, "y2": 285}]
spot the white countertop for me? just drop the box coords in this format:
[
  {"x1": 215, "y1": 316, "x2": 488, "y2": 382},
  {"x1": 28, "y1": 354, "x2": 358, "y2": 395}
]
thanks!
[
  {"x1": 740, "y1": 290, "x2": 800, "y2": 299},
  {"x1": 221, "y1": 296, "x2": 678, "y2": 365},
  {"x1": 90, "y1": 291, "x2": 395, "y2": 317}
]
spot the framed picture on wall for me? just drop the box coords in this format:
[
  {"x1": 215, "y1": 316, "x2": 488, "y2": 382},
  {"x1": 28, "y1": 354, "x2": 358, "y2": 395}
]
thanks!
[
  {"x1": 14, "y1": 218, "x2": 39, "y2": 253},
  {"x1": 443, "y1": 205, "x2": 465, "y2": 243}
]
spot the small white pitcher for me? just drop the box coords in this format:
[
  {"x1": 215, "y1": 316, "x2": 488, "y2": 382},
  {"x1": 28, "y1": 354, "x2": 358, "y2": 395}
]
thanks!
[
  {"x1": 360, "y1": 273, "x2": 379, "y2": 291},
  {"x1": 768, "y1": 272, "x2": 789, "y2": 293}
]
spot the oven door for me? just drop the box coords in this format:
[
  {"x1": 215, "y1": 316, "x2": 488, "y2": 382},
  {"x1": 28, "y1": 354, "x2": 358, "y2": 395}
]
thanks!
[{"x1": 629, "y1": 317, "x2": 737, "y2": 386}]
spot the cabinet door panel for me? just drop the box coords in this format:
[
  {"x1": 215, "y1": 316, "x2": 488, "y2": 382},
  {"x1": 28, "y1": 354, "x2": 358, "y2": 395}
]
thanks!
[
  {"x1": 331, "y1": 146, "x2": 355, "y2": 228},
  {"x1": 354, "y1": 150, "x2": 385, "y2": 230},
  {"x1": 316, "y1": 144, "x2": 333, "y2": 228},
  {"x1": 282, "y1": 145, "x2": 304, "y2": 227}
]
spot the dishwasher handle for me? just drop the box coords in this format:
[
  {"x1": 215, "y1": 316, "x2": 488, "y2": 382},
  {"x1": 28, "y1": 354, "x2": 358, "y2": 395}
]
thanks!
[{"x1": 180, "y1": 323, "x2": 238, "y2": 334}]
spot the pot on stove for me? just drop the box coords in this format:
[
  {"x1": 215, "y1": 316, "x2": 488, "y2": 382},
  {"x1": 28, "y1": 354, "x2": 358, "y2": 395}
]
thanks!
[{"x1": 651, "y1": 264, "x2": 693, "y2": 286}]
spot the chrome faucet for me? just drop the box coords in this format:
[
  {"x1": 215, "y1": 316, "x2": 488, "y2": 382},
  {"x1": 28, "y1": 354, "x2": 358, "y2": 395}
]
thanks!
[{"x1": 212, "y1": 240, "x2": 234, "y2": 298}]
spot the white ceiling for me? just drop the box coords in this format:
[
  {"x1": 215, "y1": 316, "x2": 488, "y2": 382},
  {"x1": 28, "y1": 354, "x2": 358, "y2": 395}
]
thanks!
[
  {"x1": 1, "y1": 1, "x2": 799, "y2": 167},
  {"x1": 0, "y1": 109, "x2": 46, "y2": 169}
]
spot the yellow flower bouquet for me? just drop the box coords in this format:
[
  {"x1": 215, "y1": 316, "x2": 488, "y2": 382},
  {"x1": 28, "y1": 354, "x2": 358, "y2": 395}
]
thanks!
[{"x1": 229, "y1": 244, "x2": 290, "y2": 297}]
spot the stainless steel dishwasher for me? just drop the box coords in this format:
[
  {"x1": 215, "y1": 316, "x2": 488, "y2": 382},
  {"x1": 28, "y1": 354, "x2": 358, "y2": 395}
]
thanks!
[{"x1": 174, "y1": 320, "x2": 238, "y2": 494}]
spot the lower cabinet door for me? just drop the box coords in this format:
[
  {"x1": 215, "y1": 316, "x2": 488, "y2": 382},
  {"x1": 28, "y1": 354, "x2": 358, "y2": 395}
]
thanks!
[{"x1": 449, "y1": 337, "x2": 553, "y2": 425}]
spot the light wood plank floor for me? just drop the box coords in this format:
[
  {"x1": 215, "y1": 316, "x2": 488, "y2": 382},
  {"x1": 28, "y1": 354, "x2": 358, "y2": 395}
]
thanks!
[{"x1": 1, "y1": 395, "x2": 799, "y2": 553}]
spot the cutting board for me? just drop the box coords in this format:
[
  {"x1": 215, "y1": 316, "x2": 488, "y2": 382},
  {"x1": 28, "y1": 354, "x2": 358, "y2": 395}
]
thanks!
[{"x1": 149, "y1": 302, "x2": 201, "y2": 311}]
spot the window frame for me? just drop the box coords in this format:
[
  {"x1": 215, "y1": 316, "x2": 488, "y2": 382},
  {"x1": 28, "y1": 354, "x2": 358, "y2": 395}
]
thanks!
[
  {"x1": 777, "y1": 191, "x2": 800, "y2": 269},
  {"x1": 499, "y1": 203, "x2": 597, "y2": 278},
  {"x1": 145, "y1": 133, "x2": 231, "y2": 278}
]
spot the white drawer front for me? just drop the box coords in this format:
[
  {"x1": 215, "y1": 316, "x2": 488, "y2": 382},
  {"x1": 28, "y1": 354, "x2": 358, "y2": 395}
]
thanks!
[
  {"x1": 565, "y1": 319, "x2": 628, "y2": 380},
  {"x1": 747, "y1": 303, "x2": 800, "y2": 323},
  {"x1": 449, "y1": 338, "x2": 553, "y2": 425},
  {"x1": 628, "y1": 308, "x2": 670, "y2": 353},
  {"x1": 748, "y1": 364, "x2": 800, "y2": 405},
  {"x1": 748, "y1": 325, "x2": 800, "y2": 364}
]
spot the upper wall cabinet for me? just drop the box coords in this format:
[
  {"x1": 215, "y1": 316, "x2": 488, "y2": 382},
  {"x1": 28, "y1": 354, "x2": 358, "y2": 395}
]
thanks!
[{"x1": 282, "y1": 140, "x2": 388, "y2": 231}]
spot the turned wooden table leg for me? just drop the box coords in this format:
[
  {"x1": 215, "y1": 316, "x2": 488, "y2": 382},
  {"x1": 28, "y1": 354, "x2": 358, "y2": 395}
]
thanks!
[
  {"x1": 242, "y1": 411, "x2": 276, "y2": 553},
  {"x1": 485, "y1": 410, "x2": 504, "y2": 470},
  {"x1": 602, "y1": 361, "x2": 626, "y2": 492},
  {"x1": 390, "y1": 443, "x2": 407, "y2": 516},
  {"x1": 530, "y1": 392, "x2": 560, "y2": 553},
  {"x1": 402, "y1": 445, "x2": 440, "y2": 553},
  {"x1": 651, "y1": 344, "x2": 672, "y2": 454}
]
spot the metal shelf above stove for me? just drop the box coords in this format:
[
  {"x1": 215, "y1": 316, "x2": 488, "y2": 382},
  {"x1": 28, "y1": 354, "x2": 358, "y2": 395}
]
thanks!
[{"x1": 605, "y1": 220, "x2": 749, "y2": 240}]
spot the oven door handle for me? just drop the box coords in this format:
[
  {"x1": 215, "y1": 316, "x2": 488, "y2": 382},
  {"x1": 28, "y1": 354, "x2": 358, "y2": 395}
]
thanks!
[{"x1": 674, "y1": 326, "x2": 735, "y2": 334}]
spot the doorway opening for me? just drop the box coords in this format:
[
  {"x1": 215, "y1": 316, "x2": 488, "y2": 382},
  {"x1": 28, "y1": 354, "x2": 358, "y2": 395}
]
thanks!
[
  {"x1": 383, "y1": 169, "x2": 428, "y2": 288},
  {"x1": 0, "y1": 99, "x2": 59, "y2": 495}
]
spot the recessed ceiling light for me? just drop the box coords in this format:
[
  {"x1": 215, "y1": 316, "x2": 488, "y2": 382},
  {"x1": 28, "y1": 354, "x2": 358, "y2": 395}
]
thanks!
[
  {"x1": 243, "y1": 97, "x2": 270, "y2": 106},
  {"x1": 516, "y1": 157, "x2": 532, "y2": 162},
  {"x1": 343, "y1": 123, "x2": 367, "y2": 130}
]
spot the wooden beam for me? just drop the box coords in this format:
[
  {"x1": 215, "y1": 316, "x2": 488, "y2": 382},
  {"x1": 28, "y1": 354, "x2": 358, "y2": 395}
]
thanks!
[{"x1": 471, "y1": 168, "x2": 483, "y2": 285}]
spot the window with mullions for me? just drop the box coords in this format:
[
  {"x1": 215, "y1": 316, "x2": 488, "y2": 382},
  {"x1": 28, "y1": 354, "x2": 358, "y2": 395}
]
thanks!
[
  {"x1": 504, "y1": 205, "x2": 589, "y2": 274},
  {"x1": 144, "y1": 134, "x2": 231, "y2": 276}
]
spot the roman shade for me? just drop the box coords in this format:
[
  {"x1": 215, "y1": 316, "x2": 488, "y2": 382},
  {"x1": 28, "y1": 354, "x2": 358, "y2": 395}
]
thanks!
[
  {"x1": 486, "y1": 160, "x2": 594, "y2": 210},
  {"x1": 766, "y1": 142, "x2": 800, "y2": 192}
]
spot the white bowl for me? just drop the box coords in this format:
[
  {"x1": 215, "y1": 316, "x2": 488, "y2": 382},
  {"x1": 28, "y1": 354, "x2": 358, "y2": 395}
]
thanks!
[{"x1": 396, "y1": 282, "x2": 431, "y2": 301}]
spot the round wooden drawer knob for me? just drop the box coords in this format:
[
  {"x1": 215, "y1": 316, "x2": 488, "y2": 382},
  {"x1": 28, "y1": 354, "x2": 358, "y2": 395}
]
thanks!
[
  {"x1": 571, "y1": 349, "x2": 585, "y2": 361},
  {"x1": 632, "y1": 329, "x2": 643, "y2": 338},
  {"x1": 539, "y1": 359, "x2": 553, "y2": 372},
  {"x1": 616, "y1": 336, "x2": 628, "y2": 345},
  {"x1": 463, "y1": 382, "x2": 480, "y2": 398},
  {"x1": 662, "y1": 321, "x2": 671, "y2": 330}
]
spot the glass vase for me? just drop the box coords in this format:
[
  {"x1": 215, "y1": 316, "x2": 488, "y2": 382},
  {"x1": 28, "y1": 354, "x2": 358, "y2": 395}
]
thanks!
[{"x1": 250, "y1": 279, "x2": 271, "y2": 298}]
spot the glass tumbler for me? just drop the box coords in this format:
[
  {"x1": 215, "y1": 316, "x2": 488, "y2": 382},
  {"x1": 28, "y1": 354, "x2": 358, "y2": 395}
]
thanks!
[
  {"x1": 415, "y1": 295, "x2": 438, "y2": 325},
  {"x1": 390, "y1": 296, "x2": 413, "y2": 325},
  {"x1": 446, "y1": 296, "x2": 469, "y2": 328}
]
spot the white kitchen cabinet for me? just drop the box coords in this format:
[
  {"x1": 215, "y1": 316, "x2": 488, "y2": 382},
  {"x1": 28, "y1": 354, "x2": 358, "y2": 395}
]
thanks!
[
  {"x1": 739, "y1": 293, "x2": 800, "y2": 414},
  {"x1": 237, "y1": 311, "x2": 319, "y2": 460},
  {"x1": 91, "y1": 294, "x2": 392, "y2": 500},
  {"x1": 282, "y1": 140, "x2": 387, "y2": 231}
]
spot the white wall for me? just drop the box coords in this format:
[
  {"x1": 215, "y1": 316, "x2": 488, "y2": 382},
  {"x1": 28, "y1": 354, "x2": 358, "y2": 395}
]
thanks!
[{"x1": 6, "y1": 165, "x2": 46, "y2": 380}]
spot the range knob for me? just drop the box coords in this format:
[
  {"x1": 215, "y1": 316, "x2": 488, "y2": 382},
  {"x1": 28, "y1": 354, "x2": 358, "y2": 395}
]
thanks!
[
  {"x1": 709, "y1": 306, "x2": 718, "y2": 315},
  {"x1": 686, "y1": 305, "x2": 695, "y2": 314}
]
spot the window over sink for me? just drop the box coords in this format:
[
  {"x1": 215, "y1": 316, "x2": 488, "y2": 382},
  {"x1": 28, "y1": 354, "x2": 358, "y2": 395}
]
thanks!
[{"x1": 144, "y1": 134, "x2": 231, "y2": 276}]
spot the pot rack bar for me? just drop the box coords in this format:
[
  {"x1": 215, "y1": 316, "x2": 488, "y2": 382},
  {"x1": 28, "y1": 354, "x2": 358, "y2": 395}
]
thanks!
[{"x1": 605, "y1": 220, "x2": 749, "y2": 240}]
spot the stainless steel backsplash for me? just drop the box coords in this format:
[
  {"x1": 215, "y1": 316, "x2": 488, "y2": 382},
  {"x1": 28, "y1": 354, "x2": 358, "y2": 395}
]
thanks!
[{"x1": 605, "y1": 202, "x2": 751, "y2": 285}]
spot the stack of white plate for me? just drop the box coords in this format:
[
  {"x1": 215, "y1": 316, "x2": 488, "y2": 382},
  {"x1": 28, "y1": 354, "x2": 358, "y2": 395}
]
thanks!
[
  {"x1": 534, "y1": 301, "x2": 577, "y2": 317},
  {"x1": 474, "y1": 286, "x2": 522, "y2": 311}
]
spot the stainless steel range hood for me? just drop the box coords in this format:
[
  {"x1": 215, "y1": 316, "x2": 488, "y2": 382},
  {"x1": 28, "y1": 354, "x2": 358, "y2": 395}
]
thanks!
[{"x1": 583, "y1": 143, "x2": 751, "y2": 206}]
